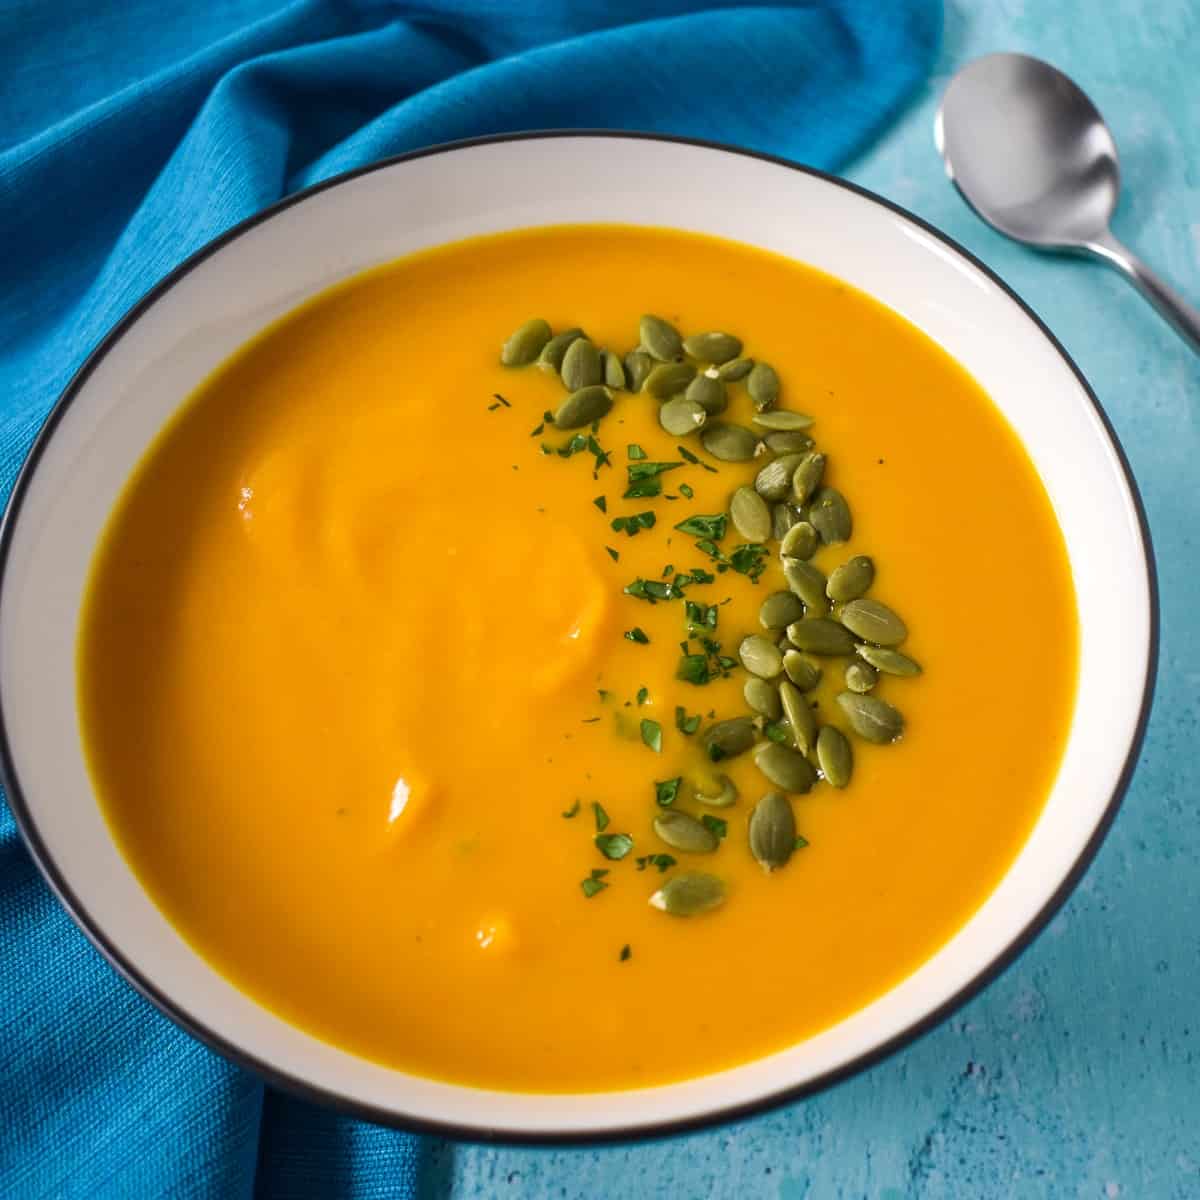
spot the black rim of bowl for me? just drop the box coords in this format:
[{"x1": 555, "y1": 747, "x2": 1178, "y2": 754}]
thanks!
[{"x1": 0, "y1": 131, "x2": 1160, "y2": 1146}]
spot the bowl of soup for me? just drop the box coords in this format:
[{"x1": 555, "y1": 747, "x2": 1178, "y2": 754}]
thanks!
[{"x1": 0, "y1": 134, "x2": 1155, "y2": 1141}]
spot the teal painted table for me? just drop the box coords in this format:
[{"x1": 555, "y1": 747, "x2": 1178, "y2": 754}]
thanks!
[{"x1": 430, "y1": 4, "x2": 1200, "y2": 1196}]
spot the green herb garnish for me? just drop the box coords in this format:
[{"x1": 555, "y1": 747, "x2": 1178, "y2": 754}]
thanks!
[
  {"x1": 678, "y1": 444, "x2": 718, "y2": 472},
  {"x1": 593, "y1": 495, "x2": 607, "y2": 513},
  {"x1": 684, "y1": 600, "x2": 718, "y2": 635},
  {"x1": 676, "y1": 654, "x2": 711, "y2": 685},
  {"x1": 619, "y1": 944, "x2": 632, "y2": 961},
  {"x1": 679, "y1": 482, "x2": 694, "y2": 499},
  {"x1": 593, "y1": 802, "x2": 610, "y2": 832},
  {"x1": 605, "y1": 546, "x2": 620, "y2": 562},
  {"x1": 640, "y1": 719, "x2": 662, "y2": 752},
  {"x1": 729, "y1": 543, "x2": 769, "y2": 581},
  {"x1": 627, "y1": 444, "x2": 647, "y2": 460},
  {"x1": 636, "y1": 686, "x2": 649, "y2": 705},
  {"x1": 635, "y1": 853, "x2": 677, "y2": 873},
  {"x1": 655, "y1": 777, "x2": 681, "y2": 807},
  {"x1": 611, "y1": 511, "x2": 656, "y2": 537},
  {"x1": 794, "y1": 835, "x2": 810, "y2": 850},
  {"x1": 764, "y1": 722, "x2": 790, "y2": 743},
  {"x1": 675, "y1": 706, "x2": 701, "y2": 735},
  {"x1": 581, "y1": 868, "x2": 609, "y2": 898},
  {"x1": 701, "y1": 814, "x2": 728, "y2": 840},
  {"x1": 674, "y1": 513, "x2": 727, "y2": 540},
  {"x1": 595, "y1": 833, "x2": 634, "y2": 860},
  {"x1": 562, "y1": 799, "x2": 581, "y2": 818},
  {"x1": 624, "y1": 627, "x2": 649, "y2": 645}
]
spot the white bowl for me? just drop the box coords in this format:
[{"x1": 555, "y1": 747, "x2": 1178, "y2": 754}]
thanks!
[{"x1": 0, "y1": 134, "x2": 1156, "y2": 1142}]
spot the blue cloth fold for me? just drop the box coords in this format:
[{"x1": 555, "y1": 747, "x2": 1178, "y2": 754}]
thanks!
[{"x1": 0, "y1": 1, "x2": 939, "y2": 1195}]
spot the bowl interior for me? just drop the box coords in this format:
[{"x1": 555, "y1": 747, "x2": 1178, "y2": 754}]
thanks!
[{"x1": 0, "y1": 135, "x2": 1153, "y2": 1139}]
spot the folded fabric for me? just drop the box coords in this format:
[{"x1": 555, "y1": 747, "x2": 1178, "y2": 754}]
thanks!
[{"x1": 0, "y1": 1, "x2": 940, "y2": 1195}]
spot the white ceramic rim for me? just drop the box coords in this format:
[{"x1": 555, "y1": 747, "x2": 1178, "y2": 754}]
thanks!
[{"x1": 0, "y1": 133, "x2": 1157, "y2": 1144}]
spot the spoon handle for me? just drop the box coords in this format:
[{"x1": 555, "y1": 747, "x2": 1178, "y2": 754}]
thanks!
[{"x1": 1086, "y1": 230, "x2": 1200, "y2": 353}]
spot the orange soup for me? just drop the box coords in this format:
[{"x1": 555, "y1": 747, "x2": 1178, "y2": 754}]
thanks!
[{"x1": 78, "y1": 226, "x2": 1077, "y2": 1091}]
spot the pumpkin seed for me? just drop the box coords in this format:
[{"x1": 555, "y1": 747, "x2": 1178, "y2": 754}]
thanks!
[
  {"x1": 856, "y1": 644, "x2": 923, "y2": 676},
  {"x1": 653, "y1": 810, "x2": 719, "y2": 853},
  {"x1": 649, "y1": 872, "x2": 725, "y2": 916},
  {"x1": 686, "y1": 373, "x2": 727, "y2": 415},
  {"x1": 731, "y1": 486, "x2": 772, "y2": 541},
  {"x1": 644, "y1": 361, "x2": 696, "y2": 398},
  {"x1": 786, "y1": 618, "x2": 857, "y2": 656},
  {"x1": 693, "y1": 773, "x2": 738, "y2": 808},
  {"x1": 809, "y1": 487, "x2": 852, "y2": 544},
  {"x1": 838, "y1": 597, "x2": 907, "y2": 646},
  {"x1": 744, "y1": 676, "x2": 783, "y2": 720},
  {"x1": 783, "y1": 650, "x2": 822, "y2": 691},
  {"x1": 640, "y1": 314, "x2": 684, "y2": 361},
  {"x1": 759, "y1": 590, "x2": 804, "y2": 630},
  {"x1": 791, "y1": 452, "x2": 826, "y2": 505},
  {"x1": 748, "y1": 791, "x2": 797, "y2": 871},
  {"x1": 778, "y1": 679, "x2": 817, "y2": 755},
  {"x1": 683, "y1": 331, "x2": 742, "y2": 363},
  {"x1": 739, "y1": 634, "x2": 783, "y2": 679},
  {"x1": 844, "y1": 660, "x2": 878, "y2": 693},
  {"x1": 717, "y1": 356, "x2": 754, "y2": 381},
  {"x1": 553, "y1": 385, "x2": 612, "y2": 430},
  {"x1": 780, "y1": 520, "x2": 818, "y2": 560},
  {"x1": 753, "y1": 742, "x2": 817, "y2": 793},
  {"x1": 659, "y1": 396, "x2": 707, "y2": 436},
  {"x1": 754, "y1": 453, "x2": 804, "y2": 501},
  {"x1": 782, "y1": 558, "x2": 829, "y2": 616},
  {"x1": 701, "y1": 423, "x2": 759, "y2": 462},
  {"x1": 747, "y1": 361, "x2": 780, "y2": 410},
  {"x1": 752, "y1": 409, "x2": 814, "y2": 431},
  {"x1": 500, "y1": 317, "x2": 551, "y2": 366},
  {"x1": 624, "y1": 349, "x2": 653, "y2": 392},
  {"x1": 764, "y1": 431, "x2": 814, "y2": 454},
  {"x1": 702, "y1": 716, "x2": 757, "y2": 762},
  {"x1": 826, "y1": 555, "x2": 875, "y2": 602},
  {"x1": 537, "y1": 327, "x2": 585, "y2": 372},
  {"x1": 560, "y1": 337, "x2": 602, "y2": 389},
  {"x1": 771, "y1": 503, "x2": 800, "y2": 542},
  {"x1": 816, "y1": 726, "x2": 853, "y2": 788},
  {"x1": 836, "y1": 691, "x2": 905, "y2": 744},
  {"x1": 600, "y1": 349, "x2": 626, "y2": 389}
]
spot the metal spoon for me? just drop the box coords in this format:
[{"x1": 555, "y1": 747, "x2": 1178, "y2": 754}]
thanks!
[{"x1": 936, "y1": 52, "x2": 1200, "y2": 353}]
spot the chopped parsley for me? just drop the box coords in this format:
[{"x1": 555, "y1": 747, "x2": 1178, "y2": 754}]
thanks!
[
  {"x1": 676, "y1": 653, "x2": 711, "y2": 685},
  {"x1": 675, "y1": 706, "x2": 701, "y2": 735},
  {"x1": 627, "y1": 443, "x2": 647, "y2": 460},
  {"x1": 611, "y1": 511, "x2": 656, "y2": 537},
  {"x1": 678, "y1": 444, "x2": 719, "y2": 473},
  {"x1": 581, "y1": 868, "x2": 609, "y2": 898},
  {"x1": 794, "y1": 835, "x2": 811, "y2": 850},
  {"x1": 701, "y1": 814, "x2": 727, "y2": 840},
  {"x1": 492, "y1": 392, "x2": 511, "y2": 408},
  {"x1": 679, "y1": 482, "x2": 694, "y2": 499},
  {"x1": 562, "y1": 799, "x2": 581, "y2": 818},
  {"x1": 595, "y1": 832, "x2": 634, "y2": 860},
  {"x1": 684, "y1": 600, "x2": 718, "y2": 635},
  {"x1": 640, "y1": 719, "x2": 662, "y2": 753},
  {"x1": 624, "y1": 627, "x2": 649, "y2": 644},
  {"x1": 605, "y1": 546, "x2": 620, "y2": 562},
  {"x1": 764, "y1": 722, "x2": 791, "y2": 743},
  {"x1": 624, "y1": 461, "x2": 683, "y2": 499},
  {"x1": 674, "y1": 513, "x2": 727, "y2": 540},
  {"x1": 593, "y1": 495, "x2": 607, "y2": 513},
  {"x1": 619, "y1": 944, "x2": 632, "y2": 961},
  {"x1": 654, "y1": 777, "x2": 682, "y2": 807},
  {"x1": 635, "y1": 853, "x2": 677, "y2": 873},
  {"x1": 636, "y1": 686, "x2": 649, "y2": 705},
  {"x1": 593, "y1": 802, "x2": 610, "y2": 832},
  {"x1": 729, "y1": 543, "x2": 769, "y2": 581}
]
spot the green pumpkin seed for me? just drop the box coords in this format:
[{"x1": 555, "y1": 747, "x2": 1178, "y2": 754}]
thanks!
[
  {"x1": 653, "y1": 810, "x2": 719, "y2": 853},
  {"x1": 748, "y1": 791, "x2": 797, "y2": 872},
  {"x1": 624, "y1": 349, "x2": 653, "y2": 392},
  {"x1": 686, "y1": 373, "x2": 727, "y2": 415},
  {"x1": 600, "y1": 349, "x2": 627, "y2": 389},
  {"x1": 747, "y1": 361, "x2": 780, "y2": 410},
  {"x1": 844, "y1": 660, "x2": 878, "y2": 693},
  {"x1": 856, "y1": 644, "x2": 923, "y2": 676},
  {"x1": 836, "y1": 691, "x2": 904, "y2": 744},
  {"x1": 717, "y1": 356, "x2": 754, "y2": 382},
  {"x1": 786, "y1": 618, "x2": 857, "y2": 656},
  {"x1": 764, "y1": 431, "x2": 814, "y2": 454},
  {"x1": 791, "y1": 452, "x2": 826, "y2": 505},
  {"x1": 682, "y1": 331, "x2": 743, "y2": 363},
  {"x1": 753, "y1": 742, "x2": 817, "y2": 793},
  {"x1": 744, "y1": 676, "x2": 782, "y2": 720},
  {"x1": 701, "y1": 423, "x2": 759, "y2": 462},
  {"x1": 826, "y1": 555, "x2": 875, "y2": 602},
  {"x1": 659, "y1": 396, "x2": 707, "y2": 436},
  {"x1": 553, "y1": 385, "x2": 612, "y2": 430},
  {"x1": 780, "y1": 521, "x2": 818, "y2": 560},
  {"x1": 816, "y1": 726, "x2": 853, "y2": 788},
  {"x1": 731, "y1": 486, "x2": 772, "y2": 542},
  {"x1": 838, "y1": 597, "x2": 907, "y2": 646},
  {"x1": 759, "y1": 590, "x2": 805, "y2": 630},
  {"x1": 644, "y1": 361, "x2": 696, "y2": 398},
  {"x1": 537, "y1": 328, "x2": 585, "y2": 372},
  {"x1": 693, "y1": 773, "x2": 738, "y2": 808},
  {"x1": 783, "y1": 650, "x2": 822, "y2": 691},
  {"x1": 560, "y1": 337, "x2": 602, "y2": 390},
  {"x1": 752, "y1": 409, "x2": 813, "y2": 431},
  {"x1": 771, "y1": 503, "x2": 800, "y2": 542},
  {"x1": 702, "y1": 716, "x2": 757, "y2": 762},
  {"x1": 782, "y1": 558, "x2": 829, "y2": 617},
  {"x1": 639, "y1": 314, "x2": 683, "y2": 362},
  {"x1": 500, "y1": 318, "x2": 552, "y2": 366},
  {"x1": 739, "y1": 634, "x2": 783, "y2": 679},
  {"x1": 649, "y1": 871, "x2": 725, "y2": 916},
  {"x1": 809, "y1": 487, "x2": 852, "y2": 544},
  {"x1": 754, "y1": 453, "x2": 804, "y2": 502},
  {"x1": 778, "y1": 680, "x2": 817, "y2": 755}
]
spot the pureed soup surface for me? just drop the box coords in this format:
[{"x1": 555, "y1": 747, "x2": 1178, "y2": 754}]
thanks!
[{"x1": 79, "y1": 225, "x2": 1077, "y2": 1092}]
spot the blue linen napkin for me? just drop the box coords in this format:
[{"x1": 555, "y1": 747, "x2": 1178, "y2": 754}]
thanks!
[{"x1": 0, "y1": 1, "x2": 939, "y2": 1194}]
